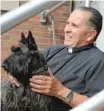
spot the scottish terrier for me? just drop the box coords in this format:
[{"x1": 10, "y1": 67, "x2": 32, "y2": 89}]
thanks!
[{"x1": 2, "y1": 31, "x2": 53, "y2": 111}]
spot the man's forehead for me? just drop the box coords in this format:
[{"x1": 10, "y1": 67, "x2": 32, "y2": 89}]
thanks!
[{"x1": 67, "y1": 10, "x2": 91, "y2": 24}]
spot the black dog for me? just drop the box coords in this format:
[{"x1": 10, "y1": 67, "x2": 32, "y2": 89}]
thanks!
[{"x1": 2, "y1": 31, "x2": 53, "y2": 111}]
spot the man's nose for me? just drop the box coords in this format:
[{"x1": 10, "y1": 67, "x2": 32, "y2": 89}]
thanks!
[{"x1": 64, "y1": 25, "x2": 72, "y2": 33}]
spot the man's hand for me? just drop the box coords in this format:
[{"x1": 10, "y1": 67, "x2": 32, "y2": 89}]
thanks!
[
  {"x1": 8, "y1": 74, "x2": 20, "y2": 87},
  {"x1": 30, "y1": 68, "x2": 65, "y2": 97}
]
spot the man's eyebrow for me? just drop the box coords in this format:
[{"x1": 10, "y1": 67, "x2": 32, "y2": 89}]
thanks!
[{"x1": 66, "y1": 20, "x2": 79, "y2": 26}]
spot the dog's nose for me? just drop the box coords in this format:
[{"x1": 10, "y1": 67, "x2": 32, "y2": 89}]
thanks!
[{"x1": 2, "y1": 63, "x2": 8, "y2": 70}]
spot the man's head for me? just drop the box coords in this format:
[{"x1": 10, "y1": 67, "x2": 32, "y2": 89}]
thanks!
[{"x1": 64, "y1": 6, "x2": 102, "y2": 47}]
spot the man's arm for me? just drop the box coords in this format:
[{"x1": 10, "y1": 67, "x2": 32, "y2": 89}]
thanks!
[
  {"x1": 8, "y1": 69, "x2": 103, "y2": 110},
  {"x1": 56, "y1": 86, "x2": 88, "y2": 107},
  {"x1": 30, "y1": 68, "x2": 88, "y2": 107}
]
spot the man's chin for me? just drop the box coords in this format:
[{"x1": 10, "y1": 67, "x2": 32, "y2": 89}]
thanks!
[{"x1": 64, "y1": 42, "x2": 73, "y2": 47}]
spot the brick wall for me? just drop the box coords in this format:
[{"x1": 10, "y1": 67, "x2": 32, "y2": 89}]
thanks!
[{"x1": 1, "y1": 6, "x2": 70, "y2": 80}]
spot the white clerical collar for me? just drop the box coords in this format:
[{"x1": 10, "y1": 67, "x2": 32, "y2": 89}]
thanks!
[
  {"x1": 68, "y1": 47, "x2": 73, "y2": 53},
  {"x1": 67, "y1": 43, "x2": 94, "y2": 54}
]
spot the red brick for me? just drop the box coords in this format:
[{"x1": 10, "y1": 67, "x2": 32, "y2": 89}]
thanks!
[
  {"x1": 6, "y1": 29, "x2": 21, "y2": 35},
  {"x1": 1, "y1": 56, "x2": 7, "y2": 62},
  {"x1": 10, "y1": 35, "x2": 21, "y2": 41},
  {"x1": 57, "y1": 6, "x2": 69, "y2": 12},
  {"x1": 1, "y1": 40, "x2": 18, "y2": 46},
  {"x1": 1, "y1": 35, "x2": 11, "y2": 40},
  {"x1": 15, "y1": 24, "x2": 33, "y2": 30},
  {"x1": 55, "y1": 29, "x2": 64, "y2": 34},
  {"x1": 1, "y1": 76, "x2": 9, "y2": 81},
  {"x1": 1, "y1": 68, "x2": 9, "y2": 80},
  {"x1": 1, "y1": 51, "x2": 7, "y2": 55},
  {"x1": 24, "y1": 19, "x2": 41, "y2": 25},
  {"x1": 48, "y1": 39, "x2": 53, "y2": 44},
  {"x1": 61, "y1": 12, "x2": 69, "y2": 18},
  {"x1": 56, "y1": 39, "x2": 64, "y2": 44},
  {"x1": 55, "y1": 34, "x2": 64, "y2": 40},
  {"x1": 33, "y1": 27, "x2": 48, "y2": 32},
  {"x1": 32, "y1": 32, "x2": 41, "y2": 37},
  {"x1": 31, "y1": 14, "x2": 41, "y2": 20},
  {"x1": 59, "y1": 23, "x2": 66, "y2": 29},
  {"x1": 39, "y1": 32, "x2": 51, "y2": 38},
  {"x1": 53, "y1": 11, "x2": 61, "y2": 17},
  {"x1": 55, "y1": 23, "x2": 59, "y2": 29},
  {"x1": 1, "y1": 45, "x2": 10, "y2": 51},
  {"x1": 39, "y1": 44, "x2": 52, "y2": 50},
  {"x1": 35, "y1": 37, "x2": 48, "y2": 44}
]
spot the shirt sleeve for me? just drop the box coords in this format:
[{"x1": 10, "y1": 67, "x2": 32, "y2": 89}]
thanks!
[
  {"x1": 41, "y1": 45, "x2": 65, "y2": 61},
  {"x1": 84, "y1": 57, "x2": 104, "y2": 97},
  {"x1": 41, "y1": 47, "x2": 51, "y2": 59}
]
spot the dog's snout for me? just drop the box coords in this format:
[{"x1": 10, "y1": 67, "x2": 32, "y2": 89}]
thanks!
[{"x1": 2, "y1": 63, "x2": 8, "y2": 70}]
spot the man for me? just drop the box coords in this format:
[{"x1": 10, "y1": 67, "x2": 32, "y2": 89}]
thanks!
[
  {"x1": 9, "y1": 7, "x2": 104, "y2": 110},
  {"x1": 29, "y1": 6, "x2": 104, "y2": 110}
]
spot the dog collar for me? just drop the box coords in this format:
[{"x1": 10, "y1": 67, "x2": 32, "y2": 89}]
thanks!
[{"x1": 31, "y1": 65, "x2": 48, "y2": 74}]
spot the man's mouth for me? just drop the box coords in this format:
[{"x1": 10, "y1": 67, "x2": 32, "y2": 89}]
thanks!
[{"x1": 65, "y1": 35, "x2": 72, "y2": 38}]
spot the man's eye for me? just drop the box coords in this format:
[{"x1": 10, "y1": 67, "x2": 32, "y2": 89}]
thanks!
[
  {"x1": 72, "y1": 23, "x2": 78, "y2": 27},
  {"x1": 72, "y1": 23, "x2": 76, "y2": 26}
]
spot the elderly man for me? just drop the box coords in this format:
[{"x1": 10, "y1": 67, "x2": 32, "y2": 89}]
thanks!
[
  {"x1": 30, "y1": 7, "x2": 104, "y2": 111},
  {"x1": 9, "y1": 7, "x2": 104, "y2": 111}
]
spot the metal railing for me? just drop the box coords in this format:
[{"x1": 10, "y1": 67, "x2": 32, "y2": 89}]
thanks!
[
  {"x1": 70, "y1": 90, "x2": 104, "y2": 111},
  {"x1": 40, "y1": 1, "x2": 68, "y2": 45},
  {"x1": 0, "y1": 0, "x2": 63, "y2": 34}
]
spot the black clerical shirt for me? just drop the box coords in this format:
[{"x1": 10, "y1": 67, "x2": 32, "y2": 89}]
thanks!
[{"x1": 42, "y1": 43, "x2": 104, "y2": 111}]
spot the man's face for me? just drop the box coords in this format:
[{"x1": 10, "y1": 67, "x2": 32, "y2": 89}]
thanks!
[{"x1": 64, "y1": 10, "x2": 93, "y2": 47}]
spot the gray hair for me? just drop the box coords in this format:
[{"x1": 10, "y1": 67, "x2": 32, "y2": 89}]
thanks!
[{"x1": 77, "y1": 6, "x2": 103, "y2": 40}]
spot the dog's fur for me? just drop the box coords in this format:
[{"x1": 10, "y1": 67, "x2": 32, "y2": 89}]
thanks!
[{"x1": 2, "y1": 31, "x2": 53, "y2": 111}]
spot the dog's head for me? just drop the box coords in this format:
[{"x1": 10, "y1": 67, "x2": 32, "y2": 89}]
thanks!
[{"x1": 2, "y1": 31, "x2": 48, "y2": 85}]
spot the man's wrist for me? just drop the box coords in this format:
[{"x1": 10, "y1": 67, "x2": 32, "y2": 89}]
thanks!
[
  {"x1": 56, "y1": 86, "x2": 73, "y2": 103},
  {"x1": 64, "y1": 90, "x2": 73, "y2": 103}
]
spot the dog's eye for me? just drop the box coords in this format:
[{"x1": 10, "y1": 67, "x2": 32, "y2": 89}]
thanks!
[{"x1": 11, "y1": 46, "x2": 21, "y2": 53}]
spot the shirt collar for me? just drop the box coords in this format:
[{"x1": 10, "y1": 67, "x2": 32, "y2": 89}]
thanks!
[
  {"x1": 68, "y1": 43, "x2": 94, "y2": 53},
  {"x1": 68, "y1": 47, "x2": 73, "y2": 53}
]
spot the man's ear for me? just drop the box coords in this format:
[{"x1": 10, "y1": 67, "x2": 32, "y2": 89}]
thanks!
[{"x1": 87, "y1": 29, "x2": 97, "y2": 41}]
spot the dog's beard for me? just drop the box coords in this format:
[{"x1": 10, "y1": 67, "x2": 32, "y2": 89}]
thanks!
[{"x1": 5, "y1": 83, "x2": 52, "y2": 111}]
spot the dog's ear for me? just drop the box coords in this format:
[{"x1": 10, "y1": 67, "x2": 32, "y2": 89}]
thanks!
[
  {"x1": 28, "y1": 31, "x2": 32, "y2": 37},
  {"x1": 21, "y1": 32, "x2": 25, "y2": 39},
  {"x1": 28, "y1": 31, "x2": 38, "y2": 51}
]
